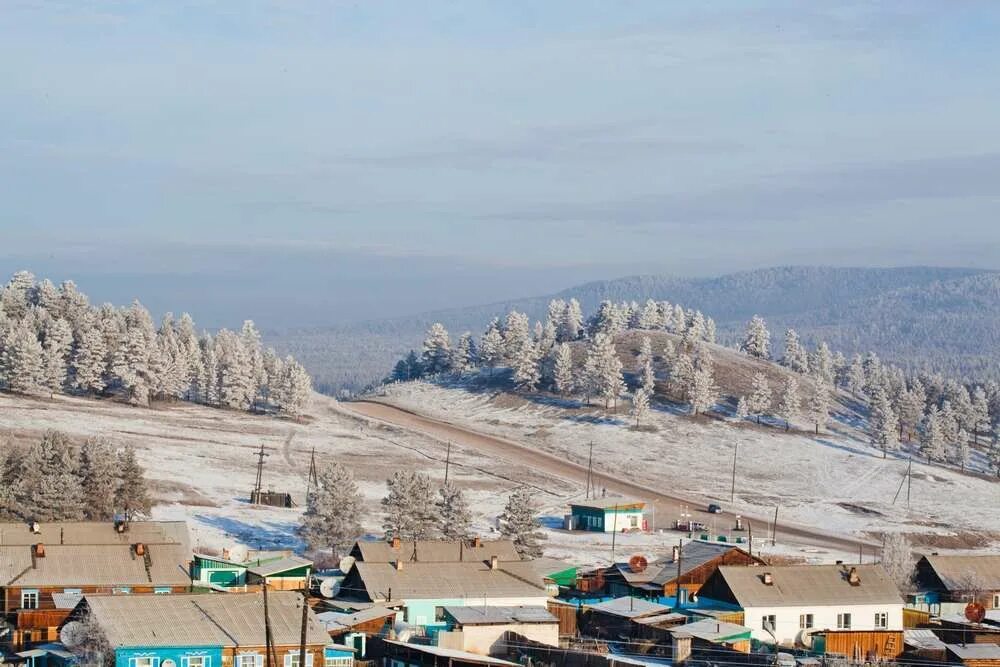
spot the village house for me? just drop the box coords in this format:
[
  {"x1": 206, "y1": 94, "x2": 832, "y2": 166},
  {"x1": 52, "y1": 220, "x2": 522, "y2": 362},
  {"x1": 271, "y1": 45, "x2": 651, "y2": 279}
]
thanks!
[
  {"x1": 77, "y1": 590, "x2": 351, "y2": 667},
  {"x1": 349, "y1": 538, "x2": 521, "y2": 564},
  {"x1": 0, "y1": 521, "x2": 192, "y2": 651},
  {"x1": 912, "y1": 554, "x2": 1000, "y2": 616},
  {"x1": 437, "y1": 606, "x2": 559, "y2": 655},
  {"x1": 316, "y1": 607, "x2": 398, "y2": 658},
  {"x1": 604, "y1": 541, "x2": 765, "y2": 599},
  {"x1": 697, "y1": 564, "x2": 905, "y2": 658},
  {"x1": 567, "y1": 498, "x2": 647, "y2": 533},
  {"x1": 336, "y1": 557, "x2": 560, "y2": 629},
  {"x1": 191, "y1": 552, "x2": 311, "y2": 591}
]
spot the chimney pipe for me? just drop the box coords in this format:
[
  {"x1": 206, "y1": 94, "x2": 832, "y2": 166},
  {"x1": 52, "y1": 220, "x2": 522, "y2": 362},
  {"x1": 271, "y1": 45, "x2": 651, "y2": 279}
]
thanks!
[
  {"x1": 490, "y1": 555, "x2": 499, "y2": 570},
  {"x1": 762, "y1": 572, "x2": 773, "y2": 586},
  {"x1": 135, "y1": 543, "x2": 146, "y2": 556},
  {"x1": 848, "y1": 567, "x2": 861, "y2": 586},
  {"x1": 394, "y1": 559, "x2": 403, "y2": 571},
  {"x1": 473, "y1": 537, "x2": 482, "y2": 548},
  {"x1": 34, "y1": 543, "x2": 45, "y2": 558},
  {"x1": 391, "y1": 536, "x2": 401, "y2": 549},
  {"x1": 672, "y1": 546, "x2": 680, "y2": 562}
]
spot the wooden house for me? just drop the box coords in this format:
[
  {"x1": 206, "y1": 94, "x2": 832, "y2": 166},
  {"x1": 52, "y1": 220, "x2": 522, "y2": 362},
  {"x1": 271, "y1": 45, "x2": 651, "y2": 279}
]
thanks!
[
  {"x1": 348, "y1": 538, "x2": 521, "y2": 563},
  {"x1": 191, "y1": 553, "x2": 311, "y2": 591},
  {"x1": 697, "y1": 564, "x2": 904, "y2": 658},
  {"x1": 78, "y1": 590, "x2": 349, "y2": 667},
  {"x1": 315, "y1": 607, "x2": 398, "y2": 657},
  {"x1": 568, "y1": 498, "x2": 647, "y2": 533},
  {"x1": 0, "y1": 522, "x2": 192, "y2": 651},
  {"x1": 913, "y1": 554, "x2": 1000, "y2": 616},
  {"x1": 947, "y1": 643, "x2": 1000, "y2": 667},
  {"x1": 581, "y1": 596, "x2": 672, "y2": 639},
  {"x1": 438, "y1": 605, "x2": 559, "y2": 655},
  {"x1": 604, "y1": 542, "x2": 764, "y2": 599}
]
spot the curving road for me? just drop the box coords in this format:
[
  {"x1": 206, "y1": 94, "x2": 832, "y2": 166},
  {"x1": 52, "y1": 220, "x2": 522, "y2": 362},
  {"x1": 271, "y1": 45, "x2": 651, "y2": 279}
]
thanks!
[{"x1": 345, "y1": 399, "x2": 876, "y2": 556}]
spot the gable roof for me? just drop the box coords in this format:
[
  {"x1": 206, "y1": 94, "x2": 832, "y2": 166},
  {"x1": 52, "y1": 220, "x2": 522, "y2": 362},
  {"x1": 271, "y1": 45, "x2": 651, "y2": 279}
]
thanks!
[
  {"x1": 350, "y1": 539, "x2": 521, "y2": 563},
  {"x1": 444, "y1": 605, "x2": 557, "y2": 625},
  {"x1": 0, "y1": 544, "x2": 191, "y2": 587},
  {"x1": 570, "y1": 498, "x2": 645, "y2": 511},
  {"x1": 919, "y1": 554, "x2": 1000, "y2": 592},
  {"x1": 585, "y1": 597, "x2": 671, "y2": 619},
  {"x1": 86, "y1": 591, "x2": 329, "y2": 648},
  {"x1": 247, "y1": 556, "x2": 312, "y2": 578},
  {"x1": 671, "y1": 618, "x2": 752, "y2": 643},
  {"x1": 710, "y1": 565, "x2": 903, "y2": 608},
  {"x1": 0, "y1": 521, "x2": 190, "y2": 550},
  {"x1": 345, "y1": 560, "x2": 548, "y2": 601},
  {"x1": 611, "y1": 542, "x2": 754, "y2": 587}
]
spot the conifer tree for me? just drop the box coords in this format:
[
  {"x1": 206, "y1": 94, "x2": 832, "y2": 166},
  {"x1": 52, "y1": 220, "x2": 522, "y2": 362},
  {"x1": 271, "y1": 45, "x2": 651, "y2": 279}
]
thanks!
[
  {"x1": 13, "y1": 431, "x2": 84, "y2": 521},
  {"x1": 704, "y1": 318, "x2": 717, "y2": 344},
  {"x1": 637, "y1": 299, "x2": 661, "y2": 329},
  {"x1": 783, "y1": 329, "x2": 809, "y2": 374},
  {"x1": 2, "y1": 318, "x2": 44, "y2": 393},
  {"x1": 511, "y1": 339, "x2": 541, "y2": 392},
  {"x1": 778, "y1": 377, "x2": 801, "y2": 430},
  {"x1": 562, "y1": 299, "x2": 583, "y2": 341},
  {"x1": 808, "y1": 383, "x2": 832, "y2": 434},
  {"x1": 668, "y1": 351, "x2": 695, "y2": 402},
  {"x1": 115, "y1": 444, "x2": 151, "y2": 521},
  {"x1": 552, "y1": 343, "x2": 575, "y2": 395},
  {"x1": 898, "y1": 381, "x2": 927, "y2": 442},
  {"x1": 919, "y1": 406, "x2": 946, "y2": 462},
  {"x1": 870, "y1": 385, "x2": 900, "y2": 458},
  {"x1": 499, "y1": 487, "x2": 546, "y2": 558},
  {"x1": 300, "y1": 462, "x2": 363, "y2": 556},
  {"x1": 502, "y1": 311, "x2": 531, "y2": 363},
  {"x1": 79, "y1": 436, "x2": 120, "y2": 520},
  {"x1": 583, "y1": 333, "x2": 625, "y2": 409},
  {"x1": 382, "y1": 471, "x2": 437, "y2": 541},
  {"x1": 452, "y1": 332, "x2": 475, "y2": 374},
  {"x1": 546, "y1": 300, "x2": 567, "y2": 340},
  {"x1": 41, "y1": 317, "x2": 73, "y2": 395},
  {"x1": 846, "y1": 354, "x2": 866, "y2": 396},
  {"x1": 952, "y1": 430, "x2": 970, "y2": 471},
  {"x1": 688, "y1": 353, "x2": 718, "y2": 416},
  {"x1": 436, "y1": 484, "x2": 473, "y2": 540},
  {"x1": 809, "y1": 342, "x2": 835, "y2": 385},
  {"x1": 421, "y1": 323, "x2": 453, "y2": 375},
  {"x1": 279, "y1": 359, "x2": 312, "y2": 416},
  {"x1": 631, "y1": 388, "x2": 650, "y2": 427},
  {"x1": 73, "y1": 315, "x2": 108, "y2": 395},
  {"x1": 747, "y1": 372, "x2": 773, "y2": 424},
  {"x1": 478, "y1": 321, "x2": 504, "y2": 376},
  {"x1": 735, "y1": 396, "x2": 750, "y2": 419},
  {"x1": 740, "y1": 316, "x2": 771, "y2": 359}
]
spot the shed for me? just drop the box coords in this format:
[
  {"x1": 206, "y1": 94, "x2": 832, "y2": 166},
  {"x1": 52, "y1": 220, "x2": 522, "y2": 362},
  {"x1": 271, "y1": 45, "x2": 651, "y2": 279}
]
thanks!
[
  {"x1": 440, "y1": 606, "x2": 559, "y2": 654},
  {"x1": 946, "y1": 643, "x2": 1000, "y2": 667},
  {"x1": 569, "y1": 499, "x2": 647, "y2": 533}
]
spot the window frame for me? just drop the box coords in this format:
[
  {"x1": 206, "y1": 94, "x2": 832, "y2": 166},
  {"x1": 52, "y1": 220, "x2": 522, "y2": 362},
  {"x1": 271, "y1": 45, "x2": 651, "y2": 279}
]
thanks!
[
  {"x1": 154, "y1": 587, "x2": 173, "y2": 595},
  {"x1": 113, "y1": 586, "x2": 133, "y2": 595},
  {"x1": 324, "y1": 658, "x2": 352, "y2": 667},
  {"x1": 874, "y1": 612, "x2": 888, "y2": 629},
  {"x1": 284, "y1": 653, "x2": 314, "y2": 667},
  {"x1": 182, "y1": 657, "x2": 211, "y2": 667},
  {"x1": 799, "y1": 613, "x2": 814, "y2": 629},
  {"x1": 236, "y1": 654, "x2": 262, "y2": 667},
  {"x1": 993, "y1": 593, "x2": 1000, "y2": 609},
  {"x1": 129, "y1": 658, "x2": 160, "y2": 667},
  {"x1": 837, "y1": 612, "x2": 852, "y2": 629},
  {"x1": 20, "y1": 590, "x2": 40, "y2": 610},
  {"x1": 761, "y1": 614, "x2": 777, "y2": 631}
]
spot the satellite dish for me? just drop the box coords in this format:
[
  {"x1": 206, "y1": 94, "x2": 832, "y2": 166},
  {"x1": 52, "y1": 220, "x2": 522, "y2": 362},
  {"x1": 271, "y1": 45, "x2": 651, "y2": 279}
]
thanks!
[
  {"x1": 60, "y1": 621, "x2": 87, "y2": 649},
  {"x1": 796, "y1": 628, "x2": 817, "y2": 649},
  {"x1": 545, "y1": 583, "x2": 560, "y2": 597},
  {"x1": 228, "y1": 544, "x2": 249, "y2": 563},
  {"x1": 319, "y1": 578, "x2": 341, "y2": 599},
  {"x1": 338, "y1": 556, "x2": 356, "y2": 574},
  {"x1": 629, "y1": 555, "x2": 648, "y2": 573},
  {"x1": 965, "y1": 602, "x2": 986, "y2": 624}
]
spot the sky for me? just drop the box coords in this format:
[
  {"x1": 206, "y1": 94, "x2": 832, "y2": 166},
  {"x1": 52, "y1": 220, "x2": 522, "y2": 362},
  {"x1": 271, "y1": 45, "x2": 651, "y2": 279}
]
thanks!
[{"x1": 3, "y1": 1, "x2": 1000, "y2": 328}]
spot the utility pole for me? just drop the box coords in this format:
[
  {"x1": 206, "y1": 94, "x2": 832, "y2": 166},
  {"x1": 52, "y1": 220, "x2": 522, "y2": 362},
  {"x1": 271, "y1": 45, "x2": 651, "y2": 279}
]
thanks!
[
  {"x1": 586, "y1": 442, "x2": 594, "y2": 500},
  {"x1": 906, "y1": 457, "x2": 912, "y2": 508},
  {"x1": 675, "y1": 538, "x2": 683, "y2": 604},
  {"x1": 610, "y1": 504, "x2": 619, "y2": 563},
  {"x1": 298, "y1": 585, "x2": 309, "y2": 667},
  {"x1": 305, "y1": 447, "x2": 318, "y2": 505},
  {"x1": 771, "y1": 506, "x2": 779, "y2": 546},
  {"x1": 253, "y1": 443, "x2": 270, "y2": 505},
  {"x1": 263, "y1": 582, "x2": 276, "y2": 667},
  {"x1": 444, "y1": 441, "x2": 452, "y2": 485},
  {"x1": 730, "y1": 442, "x2": 738, "y2": 503}
]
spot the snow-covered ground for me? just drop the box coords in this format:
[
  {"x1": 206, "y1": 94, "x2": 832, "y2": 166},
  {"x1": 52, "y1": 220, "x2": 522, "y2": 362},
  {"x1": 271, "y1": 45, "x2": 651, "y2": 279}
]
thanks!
[{"x1": 378, "y1": 378, "x2": 1000, "y2": 555}]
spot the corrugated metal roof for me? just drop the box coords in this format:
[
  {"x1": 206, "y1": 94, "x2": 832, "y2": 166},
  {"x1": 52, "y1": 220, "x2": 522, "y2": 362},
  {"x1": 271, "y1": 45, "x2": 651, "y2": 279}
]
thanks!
[
  {"x1": 351, "y1": 539, "x2": 521, "y2": 563},
  {"x1": 0, "y1": 521, "x2": 189, "y2": 549},
  {"x1": 632, "y1": 612, "x2": 688, "y2": 626},
  {"x1": 380, "y1": 640, "x2": 519, "y2": 666},
  {"x1": 713, "y1": 564, "x2": 903, "y2": 608},
  {"x1": 947, "y1": 643, "x2": 1000, "y2": 660},
  {"x1": 87, "y1": 591, "x2": 329, "y2": 648},
  {"x1": 0, "y1": 544, "x2": 190, "y2": 586},
  {"x1": 247, "y1": 556, "x2": 312, "y2": 577},
  {"x1": 671, "y1": 618, "x2": 751, "y2": 642},
  {"x1": 586, "y1": 597, "x2": 671, "y2": 618},
  {"x1": 904, "y1": 629, "x2": 946, "y2": 650},
  {"x1": 350, "y1": 561, "x2": 547, "y2": 601},
  {"x1": 570, "y1": 498, "x2": 645, "y2": 511},
  {"x1": 316, "y1": 607, "x2": 397, "y2": 632},
  {"x1": 650, "y1": 542, "x2": 746, "y2": 585},
  {"x1": 923, "y1": 555, "x2": 1000, "y2": 591},
  {"x1": 444, "y1": 605, "x2": 557, "y2": 625}
]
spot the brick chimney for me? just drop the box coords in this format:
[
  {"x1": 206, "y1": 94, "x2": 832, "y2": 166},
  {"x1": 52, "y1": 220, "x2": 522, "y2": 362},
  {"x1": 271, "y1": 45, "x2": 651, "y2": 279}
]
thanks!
[
  {"x1": 34, "y1": 543, "x2": 45, "y2": 558},
  {"x1": 472, "y1": 536, "x2": 482, "y2": 548},
  {"x1": 391, "y1": 536, "x2": 401, "y2": 549},
  {"x1": 848, "y1": 567, "x2": 861, "y2": 586},
  {"x1": 135, "y1": 543, "x2": 146, "y2": 556}
]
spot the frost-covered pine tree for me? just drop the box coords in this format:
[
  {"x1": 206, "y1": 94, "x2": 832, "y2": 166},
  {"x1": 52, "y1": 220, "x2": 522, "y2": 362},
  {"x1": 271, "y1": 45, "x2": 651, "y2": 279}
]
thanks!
[
  {"x1": 41, "y1": 317, "x2": 73, "y2": 396},
  {"x1": 807, "y1": 383, "x2": 832, "y2": 434},
  {"x1": 511, "y1": 339, "x2": 541, "y2": 392},
  {"x1": 704, "y1": 317, "x2": 717, "y2": 344},
  {"x1": 881, "y1": 533, "x2": 915, "y2": 591},
  {"x1": 747, "y1": 372, "x2": 773, "y2": 424},
  {"x1": 382, "y1": 471, "x2": 437, "y2": 541},
  {"x1": 671, "y1": 304, "x2": 686, "y2": 334},
  {"x1": 688, "y1": 356, "x2": 718, "y2": 416},
  {"x1": 870, "y1": 386, "x2": 899, "y2": 458},
  {"x1": 115, "y1": 444, "x2": 151, "y2": 521},
  {"x1": 552, "y1": 343, "x2": 575, "y2": 395},
  {"x1": 846, "y1": 354, "x2": 866, "y2": 397},
  {"x1": 631, "y1": 388, "x2": 650, "y2": 427},
  {"x1": 637, "y1": 299, "x2": 661, "y2": 329},
  {"x1": 176, "y1": 313, "x2": 203, "y2": 400},
  {"x1": 73, "y1": 314, "x2": 108, "y2": 395},
  {"x1": 783, "y1": 329, "x2": 809, "y2": 374},
  {"x1": 584, "y1": 333, "x2": 625, "y2": 409},
  {"x1": 499, "y1": 487, "x2": 546, "y2": 558},
  {"x1": 300, "y1": 462, "x2": 363, "y2": 556},
  {"x1": 588, "y1": 301, "x2": 619, "y2": 337},
  {"x1": 898, "y1": 381, "x2": 927, "y2": 442},
  {"x1": 0, "y1": 271, "x2": 36, "y2": 320},
  {"x1": 952, "y1": 429, "x2": 970, "y2": 471},
  {"x1": 198, "y1": 335, "x2": 220, "y2": 406},
  {"x1": 79, "y1": 436, "x2": 120, "y2": 521},
  {"x1": 110, "y1": 301, "x2": 158, "y2": 406},
  {"x1": 1, "y1": 318, "x2": 44, "y2": 393},
  {"x1": 421, "y1": 323, "x2": 453, "y2": 375},
  {"x1": 502, "y1": 311, "x2": 531, "y2": 363},
  {"x1": 279, "y1": 358, "x2": 312, "y2": 416},
  {"x1": 436, "y1": 484, "x2": 473, "y2": 540},
  {"x1": 919, "y1": 406, "x2": 946, "y2": 462},
  {"x1": 562, "y1": 299, "x2": 584, "y2": 341},
  {"x1": 12, "y1": 431, "x2": 84, "y2": 521},
  {"x1": 778, "y1": 377, "x2": 801, "y2": 430},
  {"x1": 478, "y1": 320, "x2": 504, "y2": 376},
  {"x1": 809, "y1": 342, "x2": 835, "y2": 385},
  {"x1": 735, "y1": 396, "x2": 750, "y2": 420},
  {"x1": 452, "y1": 332, "x2": 475, "y2": 374},
  {"x1": 546, "y1": 299, "x2": 566, "y2": 337},
  {"x1": 682, "y1": 311, "x2": 707, "y2": 350},
  {"x1": 740, "y1": 316, "x2": 771, "y2": 359},
  {"x1": 537, "y1": 321, "x2": 557, "y2": 359},
  {"x1": 215, "y1": 329, "x2": 254, "y2": 410},
  {"x1": 971, "y1": 386, "x2": 991, "y2": 444},
  {"x1": 668, "y1": 351, "x2": 695, "y2": 402}
]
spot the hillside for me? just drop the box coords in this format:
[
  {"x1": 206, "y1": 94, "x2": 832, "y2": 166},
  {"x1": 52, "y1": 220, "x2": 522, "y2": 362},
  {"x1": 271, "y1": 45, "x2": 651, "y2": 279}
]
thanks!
[{"x1": 269, "y1": 266, "x2": 998, "y2": 392}]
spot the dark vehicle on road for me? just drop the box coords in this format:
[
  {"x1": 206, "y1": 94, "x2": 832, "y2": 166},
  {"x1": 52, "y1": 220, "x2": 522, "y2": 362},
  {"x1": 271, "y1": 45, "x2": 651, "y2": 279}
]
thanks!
[{"x1": 707, "y1": 503, "x2": 722, "y2": 514}]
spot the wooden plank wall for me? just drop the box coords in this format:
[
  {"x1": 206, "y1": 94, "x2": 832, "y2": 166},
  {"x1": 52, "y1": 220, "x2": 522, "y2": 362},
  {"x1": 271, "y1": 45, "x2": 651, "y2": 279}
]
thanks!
[{"x1": 822, "y1": 630, "x2": 904, "y2": 660}]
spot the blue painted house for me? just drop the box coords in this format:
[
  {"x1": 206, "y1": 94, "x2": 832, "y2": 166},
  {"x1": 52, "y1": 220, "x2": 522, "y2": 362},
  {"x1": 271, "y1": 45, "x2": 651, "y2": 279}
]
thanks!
[{"x1": 79, "y1": 591, "x2": 347, "y2": 667}]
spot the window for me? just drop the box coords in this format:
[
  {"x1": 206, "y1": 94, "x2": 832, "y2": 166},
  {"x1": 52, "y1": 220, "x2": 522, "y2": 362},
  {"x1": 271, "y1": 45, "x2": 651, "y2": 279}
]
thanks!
[
  {"x1": 993, "y1": 593, "x2": 1000, "y2": 609},
  {"x1": 20, "y1": 590, "x2": 39, "y2": 609},
  {"x1": 874, "y1": 612, "x2": 888, "y2": 629},
  {"x1": 434, "y1": 606, "x2": 446, "y2": 623},
  {"x1": 837, "y1": 613, "x2": 852, "y2": 629},
  {"x1": 129, "y1": 658, "x2": 160, "y2": 667},
  {"x1": 284, "y1": 654, "x2": 314, "y2": 667},
  {"x1": 761, "y1": 615, "x2": 777, "y2": 631},
  {"x1": 154, "y1": 587, "x2": 172, "y2": 595},
  {"x1": 183, "y1": 657, "x2": 210, "y2": 667},
  {"x1": 63, "y1": 588, "x2": 83, "y2": 596},
  {"x1": 113, "y1": 587, "x2": 132, "y2": 595},
  {"x1": 325, "y1": 658, "x2": 352, "y2": 667},
  {"x1": 799, "y1": 614, "x2": 814, "y2": 629},
  {"x1": 236, "y1": 654, "x2": 262, "y2": 667},
  {"x1": 629, "y1": 516, "x2": 639, "y2": 528}
]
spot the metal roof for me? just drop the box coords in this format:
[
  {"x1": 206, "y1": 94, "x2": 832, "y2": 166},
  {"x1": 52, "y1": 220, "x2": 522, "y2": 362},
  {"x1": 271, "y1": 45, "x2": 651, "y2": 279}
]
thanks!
[
  {"x1": 650, "y1": 542, "x2": 748, "y2": 585},
  {"x1": 712, "y1": 564, "x2": 903, "y2": 608},
  {"x1": 632, "y1": 612, "x2": 688, "y2": 626},
  {"x1": 247, "y1": 556, "x2": 312, "y2": 577},
  {"x1": 351, "y1": 539, "x2": 521, "y2": 563},
  {"x1": 444, "y1": 605, "x2": 557, "y2": 625},
  {"x1": 904, "y1": 629, "x2": 946, "y2": 651},
  {"x1": 349, "y1": 561, "x2": 548, "y2": 601},
  {"x1": 87, "y1": 591, "x2": 329, "y2": 648},
  {"x1": 946, "y1": 643, "x2": 1000, "y2": 660},
  {"x1": 380, "y1": 640, "x2": 519, "y2": 666},
  {"x1": 585, "y1": 597, "x2": 671, "y2": 619},
  {"x1": 0, "y1": 521, "x2": 189, "y2": 550},
  {"x1": 570, "y1": 498, "x2": 645, "y2": 511},
  {"x1": 922, "y1": 554, "x2": 1000, "y2": 591},
  {"x1": 0, "y1": 543, "x2": 191, "y2": 587},
  {"x1": 316, "y1": 607, "x2": 397, "y2": 632},
  {"x1": 671, "y1": 618, "x2": 752, "y2": 643}
]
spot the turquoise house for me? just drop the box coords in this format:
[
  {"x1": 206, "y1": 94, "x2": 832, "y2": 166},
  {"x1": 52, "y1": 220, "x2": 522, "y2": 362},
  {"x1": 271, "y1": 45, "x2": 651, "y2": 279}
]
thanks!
[
  {"x1": 569, "y1": 498, "x2": 648, "y2": 533},
  {"x1": 191, "y1": 552, "x2": 312, "y2": 590}
]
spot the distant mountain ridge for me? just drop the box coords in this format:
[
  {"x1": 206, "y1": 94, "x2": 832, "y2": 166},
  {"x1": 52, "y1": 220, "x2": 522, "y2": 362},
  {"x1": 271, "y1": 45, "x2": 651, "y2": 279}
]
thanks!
[{"x1": 267, "y1": 265, "x2": 998, "y2": 393}]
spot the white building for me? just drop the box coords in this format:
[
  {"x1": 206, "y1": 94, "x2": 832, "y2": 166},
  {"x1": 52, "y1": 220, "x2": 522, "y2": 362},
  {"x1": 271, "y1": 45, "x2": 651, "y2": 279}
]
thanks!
[
  {"x1": 568, "y1": 498, "x2": 648, "y2": 533},
  {"x1": 438, "y1": 606, "x2": 559, "y2": 655},
  {"x1": 698, "y1": 564, "x2": 904, "y2": 646}
]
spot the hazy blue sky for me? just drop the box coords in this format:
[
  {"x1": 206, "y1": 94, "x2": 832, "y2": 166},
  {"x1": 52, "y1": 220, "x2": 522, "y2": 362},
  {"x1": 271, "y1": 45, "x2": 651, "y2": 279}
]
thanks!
[{"x1": 3, "y1": 2, "x2": 1000, "y2": 327}]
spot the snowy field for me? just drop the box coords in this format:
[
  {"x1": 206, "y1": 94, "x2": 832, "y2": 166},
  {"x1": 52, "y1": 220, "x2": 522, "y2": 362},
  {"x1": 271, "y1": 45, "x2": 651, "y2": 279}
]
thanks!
[{"x1": 378, "y1": 378, "x2": 1000, "y2": 555}]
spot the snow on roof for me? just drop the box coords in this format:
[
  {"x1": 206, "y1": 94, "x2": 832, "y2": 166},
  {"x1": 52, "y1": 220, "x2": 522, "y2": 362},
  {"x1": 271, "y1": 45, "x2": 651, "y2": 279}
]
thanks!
[
  {"x1": 585, "y1": 596, "x2": 671, "y2": 618},
  {"x1": 351, "y1": 539, "x2": 521, "y2": 563},
  {"x1": 350, "y1": 560, "x2": 548, "y2": 601},
  {"x1": 714, "y1": 564, "x2": 903, "y2": 608},
  {"x1": 671, "y1": 618, "x2": 752, "y2": 643},
  {"x1": 0, "y1": 521, "x2": 190, "y2": 549},
  {"x1": 904, "y1": 629, "x2": 946, "y2": 651},
  {"x1": 444, "y1": 605, "x2": 557, "y2": 625},
  {"x1": 947, "y1": 643, "x2": 1000, "y2": 660}
]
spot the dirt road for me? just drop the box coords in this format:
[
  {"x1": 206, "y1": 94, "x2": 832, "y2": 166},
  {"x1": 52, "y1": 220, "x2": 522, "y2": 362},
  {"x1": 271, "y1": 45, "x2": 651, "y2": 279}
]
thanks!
[{"x1": 345, "y1": 399, "x2": 875, "y2": 555}]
